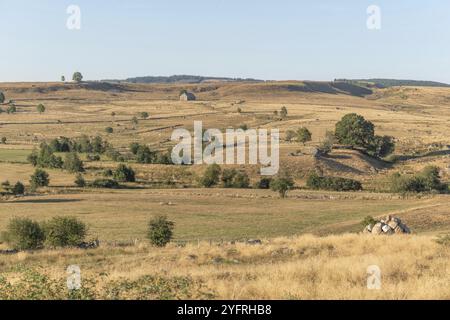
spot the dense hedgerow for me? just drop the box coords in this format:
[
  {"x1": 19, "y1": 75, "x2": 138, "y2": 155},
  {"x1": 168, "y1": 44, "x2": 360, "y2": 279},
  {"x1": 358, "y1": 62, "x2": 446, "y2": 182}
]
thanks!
[{"x1": 307, "y1": 172, "x2": 362, "y2": 191}]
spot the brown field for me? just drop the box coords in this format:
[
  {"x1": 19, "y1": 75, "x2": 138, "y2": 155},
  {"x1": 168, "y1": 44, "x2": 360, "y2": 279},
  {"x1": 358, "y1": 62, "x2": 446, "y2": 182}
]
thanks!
[{"x1": 0, "y1": 81, "x2": 449, "y2": 299}]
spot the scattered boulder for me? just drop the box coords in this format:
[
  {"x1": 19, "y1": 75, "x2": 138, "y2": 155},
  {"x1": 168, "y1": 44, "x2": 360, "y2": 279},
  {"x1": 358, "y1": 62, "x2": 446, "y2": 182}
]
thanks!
[{"x1": 363, "y1": 215, "x2": 411, "y2": 235}]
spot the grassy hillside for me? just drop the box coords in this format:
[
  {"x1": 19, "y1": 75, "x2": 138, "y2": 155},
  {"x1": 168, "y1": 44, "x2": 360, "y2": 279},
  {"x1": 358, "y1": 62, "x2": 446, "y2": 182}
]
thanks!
[{"x1": 0, "y1": 233, "x2": 448, "y2": 299}]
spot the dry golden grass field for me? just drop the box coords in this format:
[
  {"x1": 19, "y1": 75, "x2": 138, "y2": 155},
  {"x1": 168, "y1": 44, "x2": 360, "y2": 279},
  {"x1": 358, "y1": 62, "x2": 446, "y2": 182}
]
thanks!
[{"x1": 0, "y1": 81, "x2": 449, "y2": 299}]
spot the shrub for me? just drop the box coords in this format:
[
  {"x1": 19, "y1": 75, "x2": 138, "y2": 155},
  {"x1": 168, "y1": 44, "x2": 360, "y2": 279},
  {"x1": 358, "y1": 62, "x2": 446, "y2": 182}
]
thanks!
[
  {"x1": 102, "y1": 169, "x2": 113, "y2": 177},
  {"x1": 390, "y1": 166, "x2": 447, "y2": 193},
  {"x1": 221, "y1": 169, "x2": 237, "y2": 188},
  {"x1": 319, "y1": 130, "x2": 336, "y2": 155},
  {"x1": 130, "y1": 142, "x2": 140, "y2": 155},
  {"x1": 371, "y1": 135, "x2": 395, "y2": 157},
  {"x1": 63, "y1": 152, "x2": 84, "y2": 173},
  {"x1": 297, "y1": 127, "x2": 312, "y2": 144},
  {"x1": 72, "y1": 72, "x2": 83, "y2": 82},
  {"x1": 0, "y1": 91, "x2": 4, "y2": 103},
  {"x1": 86, "y1": 154, "x2": 101, "y2": 161},
  {"x1": 1, "y1": 137, "x2": 6, "y2": 144},
  {"x1": 113, "y1": 164, "x2": 135, "y2": 182},
  {"x1": 280, "y1": 106, "x2": 288, "y2": 118},
  {"x1": 285, "y1": 130, "x2": 296, "y2": 142},
  {"x1": 12, "y1": 182, "x2": 25, "y2": 195},
  {"x1": 306, "y1": 173, "x2": 362, "y2": 191},
  {"x1": 74, "y1": 174, "x2": 86, "y2": 187},
  {"x1": 91, "y1": 179, "x2": 119, "y2": 189},
  {"x1": 140, "y1": 112, "x2": 149, "y2": 119},
  {"x1": 28, "y1": 144, "x2": 63, "y2": 169},
  {"x1": 255, "y1": 177, "x2": 272, "y2": 189},
  {"x1": 105, "y1": 127, "x2": 114, "y2": 134},
  {"x1": 147, "y1": 216, "x2": 174, "y2": 247},
  {"x1": 7, "y1": 104, "x2": 16, "y2": 114},
  {"x1": 361, "y1": 216, "x2": 377, "y2": 228},
  {"x1": 30, "y1": 169, "x2": 50, "y2": 190},
  {"x1": 233, "y1": 171, "x2": 250, "y2": 188},
  {"x1": 1, "y1": 218, "x2": 44, "y2": 250},
  {"x1": 36, "y1": 104, "x2": 46, "y2": 114},
  {"x1": 42, "y1": 217, "x2": 86, "y2": 248},
  {"x1": 105, "y1": 148, "x2": 123, "y2": 162},
  {"x1": 270, "y1": 174, "x2": 294, "y2": 198},
  {"x1": 136, "y1": 145, "x2": 155, "y2": 164},
  {"x1": 200, "y1": 164, "x2": 221, "y2": 187},
  {"x1": 220, "y1": 169, "x2": 249, "y2": 188}
]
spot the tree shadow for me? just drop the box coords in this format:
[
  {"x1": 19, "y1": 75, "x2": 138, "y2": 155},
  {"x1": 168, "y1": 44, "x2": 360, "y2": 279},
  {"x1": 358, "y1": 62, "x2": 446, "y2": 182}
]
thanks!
[{"x1": 11, "y1": 199, "x2": 83, "y2": 204}]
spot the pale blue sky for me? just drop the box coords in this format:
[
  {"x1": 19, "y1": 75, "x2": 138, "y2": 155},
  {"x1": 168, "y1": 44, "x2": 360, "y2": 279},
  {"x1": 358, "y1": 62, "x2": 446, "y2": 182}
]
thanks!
[{"x1": 1, "y1": 0, "x2": 449, "y2": 82}]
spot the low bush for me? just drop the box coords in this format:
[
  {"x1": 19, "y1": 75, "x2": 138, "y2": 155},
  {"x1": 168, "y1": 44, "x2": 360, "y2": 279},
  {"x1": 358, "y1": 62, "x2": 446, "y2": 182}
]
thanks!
[
  {"x1": 113, "y1": 164, "x2": 135, "y2": 182},
  {"x1": 42, "y1": 217, "x2": 86, "y2": 248},
  {"x1": 255, "y1": 177, "x2": 272, "y2": 189},
  {"x1": 199, "y1": 164, "x2": 221, "y2": 187},
  {"x1": 147, "y1": 216, "x2": 174, "y2": 247},
  {"x1": 91, "y1": 179, "x2": 119, "y2": 189},
  {"x1": 390, "y1": 166, "x2": 447, "y2": 193},
  {"x1": 1, "y1": 218, "x2": 44, "y2": 250}
]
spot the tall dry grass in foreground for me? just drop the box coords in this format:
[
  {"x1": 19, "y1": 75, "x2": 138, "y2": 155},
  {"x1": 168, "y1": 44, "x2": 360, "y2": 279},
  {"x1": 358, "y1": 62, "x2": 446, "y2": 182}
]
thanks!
[{"x1": 1, "y1": 233, "x2": 449, "y2": 299}]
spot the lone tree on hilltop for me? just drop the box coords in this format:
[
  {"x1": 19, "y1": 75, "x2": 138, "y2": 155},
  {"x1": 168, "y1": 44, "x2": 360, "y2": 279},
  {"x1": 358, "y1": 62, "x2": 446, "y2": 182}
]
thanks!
[
  {"x1": 335, "y1": 113, "x2": 395, "y2": 158},
  {"x1": 72, "y1": 72, "x2": 83, "y2": 83},
  {"x1": 335, "y1": 113, "x2": 374, "y2": 149}
]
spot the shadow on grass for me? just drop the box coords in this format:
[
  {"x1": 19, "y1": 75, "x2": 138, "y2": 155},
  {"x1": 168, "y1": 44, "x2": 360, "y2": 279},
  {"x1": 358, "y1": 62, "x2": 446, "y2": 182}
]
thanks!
[{"x1": 10, "y1": 199, "x2": 83, "y2": 204}]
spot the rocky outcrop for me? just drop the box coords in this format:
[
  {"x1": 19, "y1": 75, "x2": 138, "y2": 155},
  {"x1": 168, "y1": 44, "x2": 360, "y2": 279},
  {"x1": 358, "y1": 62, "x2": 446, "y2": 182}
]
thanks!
[{"x1": 363, "y1": 215, "x2": 410, "y2": 235}]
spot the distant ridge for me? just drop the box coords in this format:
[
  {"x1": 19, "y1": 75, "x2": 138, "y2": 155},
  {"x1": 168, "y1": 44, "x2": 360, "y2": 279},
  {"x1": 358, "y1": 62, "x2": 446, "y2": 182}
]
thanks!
[
  {"x1": 103, "y1": 74, "x2": 262, "y2": 84},
  {"x1": 335, "y1": 78, "x2": 450, "y2": 88}
]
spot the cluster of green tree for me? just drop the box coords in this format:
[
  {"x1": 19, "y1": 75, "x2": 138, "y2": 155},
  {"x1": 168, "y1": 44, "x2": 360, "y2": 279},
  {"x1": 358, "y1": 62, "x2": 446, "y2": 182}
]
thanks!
[
  {"x1": 199, "y1": 165, "x2": 295, "y2": 198},
  {"x1": 0, "y1": 181, "x2": 25, "y2": 196},
  {"x1": 335, "y1": 113, "x2": 395, "y2": 158},
  {"x1": 306, "y1": 172, "x2": 363, "y2": 191},
  {"x1": 28, "y1": 144, "x2": 84, "y2": 173},
  {"x1": 199, "y1": 164, "x2": 250, "y2": 188},
  {"x1": 390, "y1": 166, "x2": 448, "y2": 194},
  {"x1": 1, "y1": 216, "x2": 86, "y2": 250},
  {"x1": 130, "y1": 143, "x2": 172, "y2": 164},
  {"x1": 48, "y1": 135, "x2": 110, "y2": 154}
]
